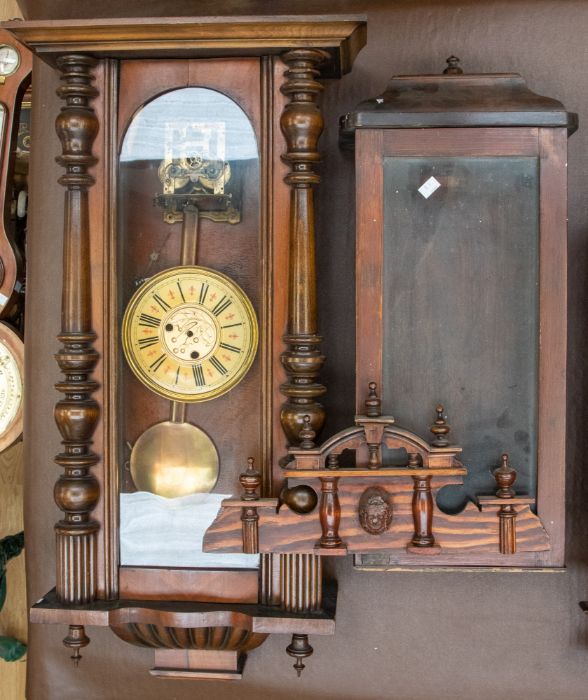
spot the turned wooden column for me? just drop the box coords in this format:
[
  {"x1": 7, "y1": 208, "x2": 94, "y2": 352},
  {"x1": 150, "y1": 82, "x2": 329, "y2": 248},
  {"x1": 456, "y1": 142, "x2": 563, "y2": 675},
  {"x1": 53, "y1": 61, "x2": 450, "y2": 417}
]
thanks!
[
  {"x1": 409, "y1": 475, "x2": 439, "y2": 552},
  {"x1": 318, "y1": 476, "x2": 342, "y2": 548},
  {"x1": 279, "y1": 48, "x2": 328, "y2": 446},
  {"x1": 53, "y1": 55, "x2": 100, "y2": 606}
]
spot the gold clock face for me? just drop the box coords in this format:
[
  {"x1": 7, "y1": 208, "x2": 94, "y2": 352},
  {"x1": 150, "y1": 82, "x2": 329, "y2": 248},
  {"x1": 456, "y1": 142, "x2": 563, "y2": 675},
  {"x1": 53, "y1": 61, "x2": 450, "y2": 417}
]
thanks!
[{"x1": 122, "y1": 266, "x2": 258, "y2": 402}]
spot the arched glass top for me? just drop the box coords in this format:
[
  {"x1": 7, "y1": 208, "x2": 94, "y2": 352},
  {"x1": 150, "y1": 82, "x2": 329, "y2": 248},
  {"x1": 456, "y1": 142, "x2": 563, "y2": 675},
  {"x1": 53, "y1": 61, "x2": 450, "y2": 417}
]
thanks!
[{"x1": 120, "y1": 87, "x2": 257, "y2": 163}]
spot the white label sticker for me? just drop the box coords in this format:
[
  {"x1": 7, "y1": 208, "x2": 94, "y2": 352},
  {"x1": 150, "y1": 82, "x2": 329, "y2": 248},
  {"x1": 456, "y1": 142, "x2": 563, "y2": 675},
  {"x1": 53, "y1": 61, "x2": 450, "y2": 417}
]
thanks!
[
  {"x1": 0, "y1": 292, "x2": 8, "y2": 306},
  {"x1": 418, "y1": 176, "x2": 441, "y2": 199}
]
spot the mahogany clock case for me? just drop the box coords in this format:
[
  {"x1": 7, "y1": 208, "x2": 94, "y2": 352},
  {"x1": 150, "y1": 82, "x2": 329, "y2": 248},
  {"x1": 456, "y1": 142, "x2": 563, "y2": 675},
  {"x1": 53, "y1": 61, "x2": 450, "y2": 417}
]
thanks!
[{"x1": 18, "y1": 4, "x2": 588, "y2": 700}]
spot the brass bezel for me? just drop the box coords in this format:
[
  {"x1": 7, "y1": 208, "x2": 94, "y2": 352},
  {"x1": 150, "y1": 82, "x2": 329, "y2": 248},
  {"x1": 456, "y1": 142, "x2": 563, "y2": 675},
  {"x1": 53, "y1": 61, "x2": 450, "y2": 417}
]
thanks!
[{"x1": 0, "y1": 44, "x2": 20, "y2": 77}]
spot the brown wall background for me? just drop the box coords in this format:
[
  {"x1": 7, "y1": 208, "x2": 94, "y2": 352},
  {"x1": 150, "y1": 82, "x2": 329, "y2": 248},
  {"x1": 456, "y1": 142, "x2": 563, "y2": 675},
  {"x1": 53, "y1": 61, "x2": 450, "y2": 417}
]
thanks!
[{"x1": 23, "y1": 1, "x2": 588, "y2": 698}]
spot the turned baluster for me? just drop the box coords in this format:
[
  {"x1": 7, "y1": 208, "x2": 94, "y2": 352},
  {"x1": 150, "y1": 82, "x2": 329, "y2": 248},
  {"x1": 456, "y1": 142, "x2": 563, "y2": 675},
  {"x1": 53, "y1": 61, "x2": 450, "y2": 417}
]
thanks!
[
  {"x1": 53, "y1": 54, "x2": 101, "y2": 662},
  {"x1": 317, "y1": 476, "x2": 342, "y2": 548},
  {"x1": 409, "y1": 475, "x2": 439, "y2": 552},
  {"x1": 279, "y1": 48, "x2": 329, "y2": 446}
]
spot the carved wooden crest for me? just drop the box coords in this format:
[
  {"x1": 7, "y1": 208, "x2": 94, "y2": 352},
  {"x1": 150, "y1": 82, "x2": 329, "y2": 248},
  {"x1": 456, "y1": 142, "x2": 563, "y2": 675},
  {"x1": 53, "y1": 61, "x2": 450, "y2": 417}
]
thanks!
[{"x1": 358, "y1": 487, "x2": 393, "y2": 535}]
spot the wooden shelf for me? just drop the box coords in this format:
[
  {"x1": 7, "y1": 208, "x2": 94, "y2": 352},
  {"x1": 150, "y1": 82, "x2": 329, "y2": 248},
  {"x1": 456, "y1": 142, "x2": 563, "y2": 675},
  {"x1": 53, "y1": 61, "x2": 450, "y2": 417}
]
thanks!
[{"x1": 30, "y1": 586, "x2": 337, "y2": 636}]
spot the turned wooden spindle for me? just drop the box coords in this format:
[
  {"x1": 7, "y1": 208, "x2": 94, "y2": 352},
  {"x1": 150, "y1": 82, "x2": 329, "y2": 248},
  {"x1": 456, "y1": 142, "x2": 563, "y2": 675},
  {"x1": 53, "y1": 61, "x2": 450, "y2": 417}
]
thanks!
[
  {"x1": 365, "y1": 381, "x2": 381, "y2": 417},
  {"x1": 410, "y1": 475, "x2": 437, "y2": 549},
  {"x1": 53, "y1": 55, "x2": 100, "y2": 609},
  {"x1": 286, "y1": 634, "x2": 314, "y2": 677},
  {"x1": 279, "y1": 48, "x2": 329, "y2": 446},
  {"x1": 430, "y1": 404, "x2": 451, "y2": 447},
  {"x1": 317, "y1": 476, "x2": 342, "y2": 548},
  {"x1": 494, "y1": 453, "x2": 518, "y2": 554},
  {"x1": 239, "y1": 458, "x2": 261, "y2": 553}
]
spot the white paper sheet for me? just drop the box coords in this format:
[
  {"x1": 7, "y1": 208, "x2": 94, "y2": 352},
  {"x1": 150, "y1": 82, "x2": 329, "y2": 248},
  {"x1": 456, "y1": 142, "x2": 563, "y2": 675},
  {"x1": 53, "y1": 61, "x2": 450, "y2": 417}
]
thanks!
[{"x1": 120, "y1": 491, "x2": 259, "y2": 569}]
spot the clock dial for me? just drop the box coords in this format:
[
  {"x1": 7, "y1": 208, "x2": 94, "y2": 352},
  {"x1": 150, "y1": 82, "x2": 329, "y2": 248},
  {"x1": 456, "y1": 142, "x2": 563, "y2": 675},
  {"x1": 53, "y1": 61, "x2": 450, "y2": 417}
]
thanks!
[
  {"x1": 0, "y1": 45, "x2": 19, "y2": 77},
  {"x1": 122, "y1": 265, "x2": 258, "y2": 402}
]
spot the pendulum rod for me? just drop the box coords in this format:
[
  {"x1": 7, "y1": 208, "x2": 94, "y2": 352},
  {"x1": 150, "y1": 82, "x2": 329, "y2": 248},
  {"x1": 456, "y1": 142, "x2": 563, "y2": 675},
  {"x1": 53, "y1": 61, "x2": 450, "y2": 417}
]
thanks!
[{"x1": 169, "y1": 204, "x2": 199, "y2": 425}]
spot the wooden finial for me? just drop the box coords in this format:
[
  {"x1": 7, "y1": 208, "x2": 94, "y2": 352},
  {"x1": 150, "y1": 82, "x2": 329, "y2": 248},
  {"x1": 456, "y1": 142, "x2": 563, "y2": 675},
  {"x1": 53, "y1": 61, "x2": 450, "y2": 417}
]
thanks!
[
  {"x1": 443, "y1": 56, "x2": 463, "y2": 75},
  {"x1": 494, "y1": 453, "x2": 517, "y2": 498},
  {"x1": 365, "y1": 381, "x2": 381, "y2": 417},
  {"x1": 299, "y1": 415, "x2": 316, "y2": 449},
  {"x1": 408, "y1": 452, "x2": 421, "y2": 468},
  {"x1": 286, "y1": 634, "x2": 313, "y2": 677},
  {"x1": 430, "y1": 404, "x2": 450, "y2": 446},
  {"x1": 239, "y1": 457, "x2": 261, "y2": 500},
  {"x1": 326, "y1": 452, "x2": 339, "y2": 470}
]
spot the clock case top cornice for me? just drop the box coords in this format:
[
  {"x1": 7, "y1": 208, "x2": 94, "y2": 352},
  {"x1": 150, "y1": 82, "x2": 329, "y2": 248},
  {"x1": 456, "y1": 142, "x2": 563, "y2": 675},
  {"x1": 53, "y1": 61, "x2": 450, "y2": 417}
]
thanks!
[{"x1": 1, "y1": 16, "x2": 367, "y2": 77}]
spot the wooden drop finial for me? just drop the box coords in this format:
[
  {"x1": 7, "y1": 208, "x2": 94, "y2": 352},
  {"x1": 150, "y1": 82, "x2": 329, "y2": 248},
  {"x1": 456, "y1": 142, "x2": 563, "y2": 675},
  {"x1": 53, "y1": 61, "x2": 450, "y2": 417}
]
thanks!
[
  {"x1": 63, "y1": 625, "x2": 90, "y2": 667},
  {"x1": 299, "y1": 415, "x2": 316, "y2": 450},
  {"x1": 494, "y1": 453, "x2": 517, "y2": 498},
  {"x1": 430, "y1": 404, "x2": 451, "y2": 446},
  {"x1": 443, "y1": 56, "x2": 463, "y2": 75},
  {"x1": 286, "y1": 634, "x2": 313, "y2": 677},
  {"x1": 239, "y1": 457, "x2": 261, "y2": 500},
  {"x1": 365, "y1": 381, "x2": 381, "y2": 417}
]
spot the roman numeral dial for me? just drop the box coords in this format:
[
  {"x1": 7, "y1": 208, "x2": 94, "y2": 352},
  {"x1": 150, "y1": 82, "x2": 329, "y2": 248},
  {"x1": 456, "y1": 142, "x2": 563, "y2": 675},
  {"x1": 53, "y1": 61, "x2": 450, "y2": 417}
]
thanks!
[{"x1": 122, "y1": 265, "x2": 258, "y2": 402}]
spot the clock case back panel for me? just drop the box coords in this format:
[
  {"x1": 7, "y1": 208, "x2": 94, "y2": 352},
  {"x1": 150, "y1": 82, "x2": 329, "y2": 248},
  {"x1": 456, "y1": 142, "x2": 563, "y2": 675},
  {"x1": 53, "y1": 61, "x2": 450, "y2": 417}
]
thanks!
[
  {"x1": 113, "y1": 58, "x2": 278, "y2": 600},
  {"x1": 381, "y1": 154, "x2": 539, "y2": 508},
  {"x1": 117, "y1": 59, "x2": 263, "y2": 500}
]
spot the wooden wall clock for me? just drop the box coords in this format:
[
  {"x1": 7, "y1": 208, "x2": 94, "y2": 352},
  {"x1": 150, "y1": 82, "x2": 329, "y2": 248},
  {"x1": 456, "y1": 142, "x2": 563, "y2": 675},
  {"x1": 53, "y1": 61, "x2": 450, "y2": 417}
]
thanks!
[{"x1": 4, "y1": 15, "x2": 366, "y2": 680}]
